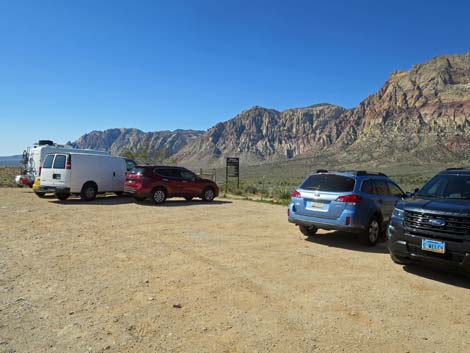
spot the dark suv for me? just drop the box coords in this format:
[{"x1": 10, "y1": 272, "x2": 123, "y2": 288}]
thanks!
[
  {"x1": 288, "y1": 170, "x2": 405, "y2": 245},
  {"x1": 124, "y1": 165, "x2": 219, "y2": 204},
  {"x1": 388, "y1": 168, "x2": 470, "y2": 272}
]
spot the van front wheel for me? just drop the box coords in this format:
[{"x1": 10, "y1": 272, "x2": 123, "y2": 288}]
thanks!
[{"x1": 80, "y1": 182, "x2": 97, "y2": 201}]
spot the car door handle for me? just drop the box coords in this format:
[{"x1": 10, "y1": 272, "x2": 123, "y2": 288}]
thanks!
[
  {"x1": 113, "y1": 172, "x2": 116, "y2": 177},
  {"x1": 182, "y1": 180, "x2": 188, "y2": 183},
  {"x1": 162, "y1": 178, "x2": 168, "y2": 182}
]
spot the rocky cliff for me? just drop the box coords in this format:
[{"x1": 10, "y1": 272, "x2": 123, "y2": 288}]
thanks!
[
  {"x1": 71, "y1": 128, "x2": 204, "y2": 162},
  {"x1": 333, "y1": 53, "x2": 470, "y2": 163}
]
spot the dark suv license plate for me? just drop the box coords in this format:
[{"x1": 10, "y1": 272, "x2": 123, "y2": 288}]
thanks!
[{"x1": 421, "y1": 239, "x2": 446, "y2": 254}]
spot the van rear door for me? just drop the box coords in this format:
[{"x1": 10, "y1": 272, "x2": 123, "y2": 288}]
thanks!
[
  {"x1": 40, "y1": 154, "x2": 55, "y2": 186},
  {"x1": 50, "y1": 154, "x2": 70, "y2": 188}
]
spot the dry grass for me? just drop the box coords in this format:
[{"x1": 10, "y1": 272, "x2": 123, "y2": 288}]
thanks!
[{"x1": 0, "y1": 167, "x2": 21, "y2": 187}]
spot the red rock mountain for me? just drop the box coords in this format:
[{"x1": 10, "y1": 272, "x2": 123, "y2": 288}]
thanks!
[{"x1": 73, "y1": 54, "x2": 470, "y2": 166}]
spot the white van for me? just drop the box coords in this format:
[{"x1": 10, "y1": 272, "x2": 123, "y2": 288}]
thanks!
[
  {"x1": 15, "y1": 140, "x2": 111, "y2": 187},
  {"x1": 38, "y1": 152, "x2": 127, "y2": 201}
]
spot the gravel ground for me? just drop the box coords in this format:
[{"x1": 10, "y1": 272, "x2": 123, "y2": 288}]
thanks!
[{"x1": 1, "y1": 188, "x2": 469, "y2": 353}]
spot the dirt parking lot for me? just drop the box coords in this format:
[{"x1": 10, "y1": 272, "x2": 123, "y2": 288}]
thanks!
[{"x1": 1, "y1": 188, "x2": 469, "y2": 353}]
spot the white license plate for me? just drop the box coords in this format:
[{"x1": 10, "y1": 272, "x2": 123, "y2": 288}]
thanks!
[
  {"x1": 307, "y1": 201, "x2": 324, "y2": 209},
  {"x1": 421, "y1": 239, "x2": 445, "y2": 254}
]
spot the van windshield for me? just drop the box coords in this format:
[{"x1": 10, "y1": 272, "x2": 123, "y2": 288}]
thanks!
[{"x1": 301, "y1": 174, "x2": 355, "y2": 192}]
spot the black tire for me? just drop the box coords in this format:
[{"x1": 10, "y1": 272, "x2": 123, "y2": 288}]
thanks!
[
  {"x1": 390, "y1": 252, "x2": 412, "y2": 265},
  {"x1": 151, "y1": 188, "x2": 166, "y2": 204},
  {"x1": 299, "y1": 225, "x2": 318, "y2": 236},
  {"x1": 55, "y1": 193, "x2": 70, "y2": 201},
  {"x1": 134, "y1": 196, "x2": 146, "y2": 202},
  {"x1": 201, "y1": 187, "x2": 215, "y2": 202},
  {"x1": 185, "y1": 196, "x2": 193, "y2": 201},
  {"x1": 359, "y1": 216, "x2": 381, "y2": 246},
  {"x1": 34, "y1": 192, "x2": 46, "y2": 198},
  {"x1": 80, "y1": 182, "x2": 97, "y2": 201}
]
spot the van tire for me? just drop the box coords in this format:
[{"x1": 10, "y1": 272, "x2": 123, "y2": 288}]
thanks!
[
  {"x1": 55, "y1": 193, "x2": 70, "y2": 201},
  {"x1": 80, "y1": 182, "x2": 97, "y2": 201},
  {"x1": 152, "y1": 187, "x2": 166, "y2": 204},
  {"x1": 34, "y1": 192, "x2": 46, "y2": 198}
]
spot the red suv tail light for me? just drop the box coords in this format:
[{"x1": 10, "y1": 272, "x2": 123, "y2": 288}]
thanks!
[
  {"x1": 336, "y1": 194, "x2": 362, "y2": 204},
  {"x1": 291, "y1": 190, "x2": 301, "y2": 198}
]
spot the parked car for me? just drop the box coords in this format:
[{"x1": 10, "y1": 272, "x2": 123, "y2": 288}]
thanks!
[
  {"x1": 388, "y1": 168, "x2": 470, "y2": 273},
  {"x1": 124, "y1": 165, "x2": 219, "y2": 204},
  {"x1": 37, "y1": 152, "x2": 127, "y2": 201},
  {"x1": 288, "y1": 170, "x2": 406, "y2": 245}
]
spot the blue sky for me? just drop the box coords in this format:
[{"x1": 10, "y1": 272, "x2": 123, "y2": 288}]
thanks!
[{"x1": 1, "y1": 0, "x2": 469, "y2": 155}]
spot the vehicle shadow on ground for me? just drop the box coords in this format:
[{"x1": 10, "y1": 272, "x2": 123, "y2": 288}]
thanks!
[
  {"x1": 403, "y1": 264, "x2": 470, "y2": 288},
  {"x1": 305, "y1": 231, "x2": 389, "y2": 254},
  {"x1": 136, "y1": 199, "x2": 232, "y2": 207},
  {"x1": 49, "y1": 195, "x2": 134, "y2": 205}
]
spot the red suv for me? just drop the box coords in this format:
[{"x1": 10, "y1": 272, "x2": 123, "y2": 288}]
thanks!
[{"x1": 124, "y1": 165, "x2": 219, "y2": 204}]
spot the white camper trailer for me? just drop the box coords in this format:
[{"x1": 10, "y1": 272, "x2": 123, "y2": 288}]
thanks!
[{"x1": 38, "y1": 152, "x2": 127, "y2": 201}]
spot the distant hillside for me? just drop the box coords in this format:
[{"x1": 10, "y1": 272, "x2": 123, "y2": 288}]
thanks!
[
  {"x1": 70, "y1": 128, "x2": 204, "y2": 163},
  {"x1": 73, "y1": 53, "x2": 470, "y2": 167},
  {"x1": 0, "y1": 155, "x2": 22, "y2": 167}
]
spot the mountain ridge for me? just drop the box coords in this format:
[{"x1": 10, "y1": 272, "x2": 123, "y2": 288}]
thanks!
[{"x1": 71, "y1": 53, "x2": 470, "y2": 167}]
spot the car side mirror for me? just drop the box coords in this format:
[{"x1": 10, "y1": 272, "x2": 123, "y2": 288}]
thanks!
[
  {"x1": 414, "y1": 188, "x2": 420, "y2": 193},
  {"x1": 404, "y1": 192, "x2": 413, "y2": 198}
]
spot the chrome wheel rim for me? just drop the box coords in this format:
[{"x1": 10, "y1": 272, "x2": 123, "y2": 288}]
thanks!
[
  {"x1": 205, "y1": 189, "x2": 214, "y2": 200},
  {"x1": 153, "y1": 190, "x2": 165, "y2": 203},
  {"x1": 369, "y1": 220, "x2": 379, "y2": 242}
]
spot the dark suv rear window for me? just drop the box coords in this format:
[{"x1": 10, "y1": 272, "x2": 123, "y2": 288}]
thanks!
[{"x1": 301, "y1": 174, "x2": 355, "y2": 192}]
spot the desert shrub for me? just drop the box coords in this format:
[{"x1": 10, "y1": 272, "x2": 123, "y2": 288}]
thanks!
[{"x1": 245, "y1": 185, "x2": 258, "y2": 194}]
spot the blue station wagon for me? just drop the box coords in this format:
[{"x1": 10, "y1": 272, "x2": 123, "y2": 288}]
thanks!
[{"x1": 288, "y1": 170, "x2": 406, "y2": 245}]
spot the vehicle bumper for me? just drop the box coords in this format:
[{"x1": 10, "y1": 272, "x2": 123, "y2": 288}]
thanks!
[
  {"x1": 124, "y1": 187, "x2": 149, "y2": 198},
  {"x1": 288, "y1": 207, "x2": 366, "y2": 233},
  {"x1": 37, "y1": 186, "x2": 71, "y2": 194},
  {"x1": 387, "y1": 217, "x2": 470, "y2": 272}
]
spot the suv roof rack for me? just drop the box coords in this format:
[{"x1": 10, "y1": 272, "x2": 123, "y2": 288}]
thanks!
[{"x1": 315, "y1": 170, "x2": 387, "y2": 177}]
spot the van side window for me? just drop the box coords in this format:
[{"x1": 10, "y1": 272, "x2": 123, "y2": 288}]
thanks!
[
  {"x1": 53, "y1": 155, "x2": 66, "y2": 169},
  {"x1": 125, "y1": 159, "x2": 136, "y2": 171},
  {"x1": 43, "y1": 155, "x2": 54, "y2": 169}
]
